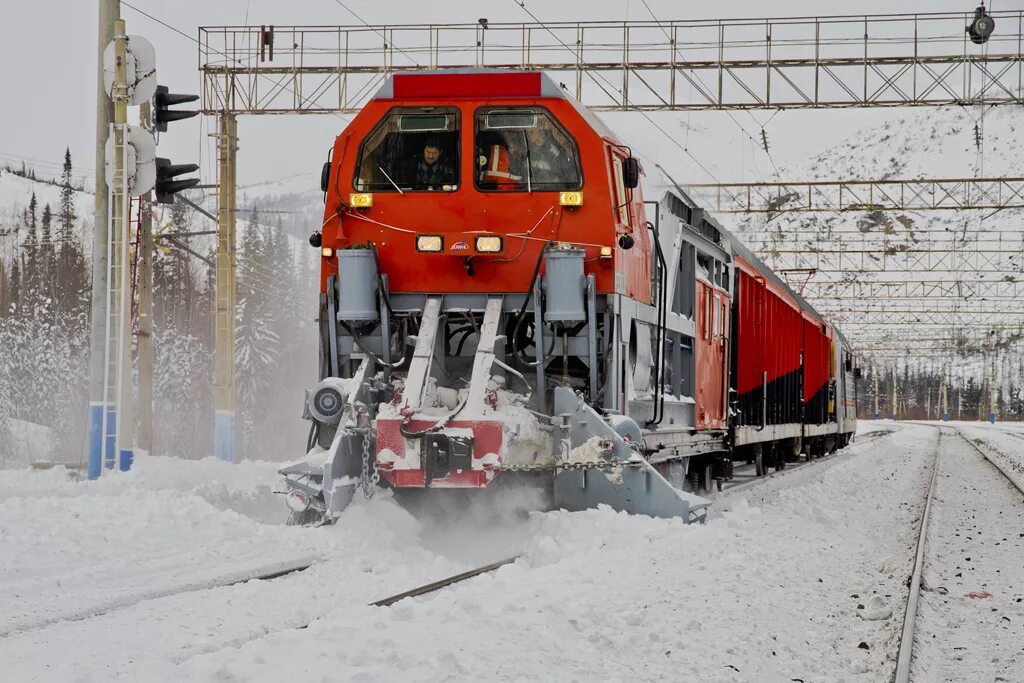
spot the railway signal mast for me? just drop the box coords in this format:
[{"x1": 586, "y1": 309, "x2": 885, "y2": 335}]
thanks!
[{"x1": 86, "y1": 13, "x2": 199, "y2": 478}]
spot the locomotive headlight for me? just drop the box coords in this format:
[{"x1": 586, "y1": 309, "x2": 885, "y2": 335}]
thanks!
[
  {"x1": 348, "y1": 193, "x2": 374, "y2": 208},
  {"x1": 416, "y1": 235, "x2": 444, "y2": 252},
  {"x1": 321, "y1": 247, "x2": 335, "y2": 258},
  {"x1": 559, "y1": 191, "x2": 583, "y2": 207},
  {"x1": 600, "y1": 246, "x2": 613, "y2": 258},
  {"x1": 475, "y1": 236, "x2": 503, "y2": 253}
]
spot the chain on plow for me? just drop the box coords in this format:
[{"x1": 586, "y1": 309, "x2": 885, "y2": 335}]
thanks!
[
  {"x1": 359, "y1": 428, "x2": 380, "y2": 499},
  {"x1": 501, "y1": 460, "x2": 627, "y2": 473}
]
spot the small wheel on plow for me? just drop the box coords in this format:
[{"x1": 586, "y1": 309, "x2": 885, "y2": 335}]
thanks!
[
  {"x1": 287, "y1": 507, "x2": 327, "y2": 527},
  {"x1": 753, "y1": 444, "x2": 765, "y2": 477}
]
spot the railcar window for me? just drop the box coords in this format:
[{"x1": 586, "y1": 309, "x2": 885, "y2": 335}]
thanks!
[
  {"x1": 354, "y1": 108, "x2": 460, "y2": 192},
  {"x1": 474, "y1": 107, "x2": 582, "y2": 192}
]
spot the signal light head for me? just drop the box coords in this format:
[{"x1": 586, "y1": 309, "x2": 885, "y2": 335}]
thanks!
[
  {"x1": 348, "y1": 193, "x2": 374, "y2": 208},
  {"x1": 153, "y1": 85, "x2": 199, "y2": 133},
  {"x1": 559, "y1": 191, "x2": 583, "y2": 207},
  {"x1": 154, "y1": 157, "x2": 200, "y2": 205},
  {"x1": 474, "y1": 236, "x2": 503, "y2": 253},
  {"x1": 416, "y1": 235, "x2": 444, "y2": 252}
]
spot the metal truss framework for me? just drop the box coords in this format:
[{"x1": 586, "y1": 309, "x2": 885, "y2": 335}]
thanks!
[
  {"x1": 800, "y1": 278, "x2": 1024, "y2": 301},
  {"x1": 687, "y1": 177, "x2": 1024, "y2": 213},
  {"x1": 758, "y1": 244, "x2": 1024, "y2": 274},
  {"x1": 198, "y1": 10, "x2": 1024, "y2": 114}
]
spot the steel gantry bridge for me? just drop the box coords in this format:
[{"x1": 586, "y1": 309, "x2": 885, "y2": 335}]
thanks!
[
  {"x1": 198, "y1": 10, "x2": 1024, "y2": 113},
  {"x1": 187, "y1": 9, "x2": 1024, "y2": 456}
]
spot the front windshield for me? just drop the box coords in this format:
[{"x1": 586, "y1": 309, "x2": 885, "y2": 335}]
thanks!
[
  {"x1": 474, "y1": 107, "x2": 582, "y2": 192},
  {"x1": 354, "y1": 108, "x2": 460, "y2": 192}
]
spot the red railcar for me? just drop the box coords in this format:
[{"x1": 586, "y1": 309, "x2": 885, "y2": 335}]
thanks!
[{"x1": 728, "y1": 235, "x2": 856, "y2": 473}]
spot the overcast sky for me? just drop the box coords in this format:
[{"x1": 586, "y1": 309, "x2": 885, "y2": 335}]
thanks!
[{"x1": 0, "y1": 0, "x2": 1002, "y2": 188}]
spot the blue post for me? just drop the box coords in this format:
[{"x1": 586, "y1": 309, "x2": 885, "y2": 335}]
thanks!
[
  {"x1": 87, "y1": 402, "x2": 105, "y2": 480},
  {"x1": 943, "y1": 412, "x2": 949, "y2": 422},
  {"x1": 215, "y1": 410, "x2": 236, "y2": 462},
  {"x1": 989, "y1": 413, "x2": 996, "y2": 424},
  {"x1": 873, "y1": 411, "x2": 880, "y2": 419},
  {"x1": 104, "y1": 406, "x2": 117, "y2": 471},
  {"x1": 119, "y1": 448, "x2": 134, "y2": 471}
]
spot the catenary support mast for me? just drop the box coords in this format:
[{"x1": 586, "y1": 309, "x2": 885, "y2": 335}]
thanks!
[{"x1": 214, "y1": 113, "x2": 238, "y2": 462}]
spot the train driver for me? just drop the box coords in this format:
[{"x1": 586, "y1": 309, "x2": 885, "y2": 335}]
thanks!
[{"x1": 415, "y1": 137, "x2": 455, "y2": 190}]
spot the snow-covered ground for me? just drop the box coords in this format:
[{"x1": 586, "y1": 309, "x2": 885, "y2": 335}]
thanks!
[
  {"x1": 910, "y1": 425, "x2": 1024, "y2": 682},
  {"x1": 2, "y1": 421, "x2": 1023, "y2": 681}
]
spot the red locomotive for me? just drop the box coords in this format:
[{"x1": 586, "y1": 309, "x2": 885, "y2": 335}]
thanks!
[{"x1": 279, "y1": 70, "x2": 858, "y2": 524}]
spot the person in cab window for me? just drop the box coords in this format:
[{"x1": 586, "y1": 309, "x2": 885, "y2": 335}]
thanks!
[
  {"x1": 415, "y1": 137, "x2": 454, "y2": 190},
  {"x1": 525, "y1": 118, "x2": 575, "y2": 186},
  {"x1": 477, "y1": 132, "x2": 521, "y2": 190}
]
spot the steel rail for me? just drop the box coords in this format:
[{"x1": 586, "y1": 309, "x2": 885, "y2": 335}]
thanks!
[
  {"x1": 954, "y1": 427, "x2": 1024, "y2": 497},
  {"x1": 370, "y1": 555, "x2": 521, "y2": 607},
  {"x1": 892, "y1": 428, "x2": 943, "y2": 683},
  {"x1": 0, "y1": 556, "x2": 317, "y2": 638}
]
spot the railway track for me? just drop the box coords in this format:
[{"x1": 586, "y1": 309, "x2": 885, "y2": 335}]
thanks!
[
  {"x1": 0, "y1": 555, "x2": 319, "y2": 638},
  {"x1": 717, "y1": 427, "x2": 897, "y2": 497},
  {"x1": 893, "y1": 426, "x2": 1024, "y2": 683},
  {"x1": 5, "y1": 551, "x2": 521, "y2": 641}
]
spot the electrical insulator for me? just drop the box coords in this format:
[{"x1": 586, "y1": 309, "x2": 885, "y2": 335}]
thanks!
[{"x1": 967, "y1": 4, "x2": 995, "y2": 45}]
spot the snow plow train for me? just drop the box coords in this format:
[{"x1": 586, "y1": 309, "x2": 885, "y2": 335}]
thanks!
[{"x1": 280, "y1": 70, "x2": 859, "y2": 525}]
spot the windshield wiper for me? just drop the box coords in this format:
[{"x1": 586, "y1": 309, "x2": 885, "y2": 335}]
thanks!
[{"x1": 378, "y1": 166, "x2": 405, "y2": 194}]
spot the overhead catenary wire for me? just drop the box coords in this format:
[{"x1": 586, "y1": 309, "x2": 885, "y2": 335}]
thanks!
[{"x1": 509, "y1": 0, "x2": 743, "y2": 205}]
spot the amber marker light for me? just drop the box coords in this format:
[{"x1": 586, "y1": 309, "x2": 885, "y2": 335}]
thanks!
[
  {"x1": 559, "y1": 191, "x2": 583, "y2": 207},
  {"x1": 475, "y1": 236, "x2": 503, "y2": 253},
  {"x1": 348, "y1": 193, "x2": 374, "y2": 208},
  {"x1": 416, "y1": 235, "x2": 444, "y2": 252},
  {"x1": 321, "y1": 247, "x2": 335, "y2": 258}
]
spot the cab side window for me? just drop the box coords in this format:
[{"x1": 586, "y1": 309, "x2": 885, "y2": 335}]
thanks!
[
  {"x1": 474, "y1": 107, "x2": 582, "y2": 192},
  {"x1": 354, "y1": 108, "x2": 460, "y2": 192},
  {"x1": 612, "y1": 155, "x2": 630, "y2": 225}
]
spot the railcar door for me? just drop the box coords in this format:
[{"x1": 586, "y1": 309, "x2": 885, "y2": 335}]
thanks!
[{"x1": 695, "y1": 260, "x2": 729, "y2": 430}]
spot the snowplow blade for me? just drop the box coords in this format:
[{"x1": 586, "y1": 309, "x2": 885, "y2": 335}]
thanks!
[
  {"x1": 554, "y1": 459, "x2": 708, "y2": 523},
  {"x1": 551, "y1": 387, "x2": 710, "y2": 524}
]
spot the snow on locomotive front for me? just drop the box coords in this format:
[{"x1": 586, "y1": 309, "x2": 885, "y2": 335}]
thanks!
[{"x1": 279, "y1": 70, "x2": 713, "y2": 525}]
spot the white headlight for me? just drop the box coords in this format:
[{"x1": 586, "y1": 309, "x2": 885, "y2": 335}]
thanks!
[
  {"x1": 475, "y1": 236, "x2": 503, "y2": 253},
  {"x1": 416, "y1": 235, "x2": 443, "y2": 252}
]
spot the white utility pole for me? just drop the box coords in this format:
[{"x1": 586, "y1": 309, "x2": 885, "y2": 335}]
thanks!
[
  {"x1": 941, "y1": 364, "x2": 949, "y2": 421},
  {"x1": 873, "y1": 368, "x2": 880, "y2": 419},
  {"x1": 989, "y1": 350, "x2": 998, "y2": 423},
  {"x1": 891, "y1": 367, "x2": 898, "y2": 420}
]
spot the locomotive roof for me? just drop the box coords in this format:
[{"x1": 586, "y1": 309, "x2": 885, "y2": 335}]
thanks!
[{"x1": 372, "y1": 69, "x2": 623, "y2": 142}]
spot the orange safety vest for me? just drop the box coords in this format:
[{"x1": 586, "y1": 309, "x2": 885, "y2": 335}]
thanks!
[{"x1": 480, "y1": 144, "x2": 521, "y2": 189}]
